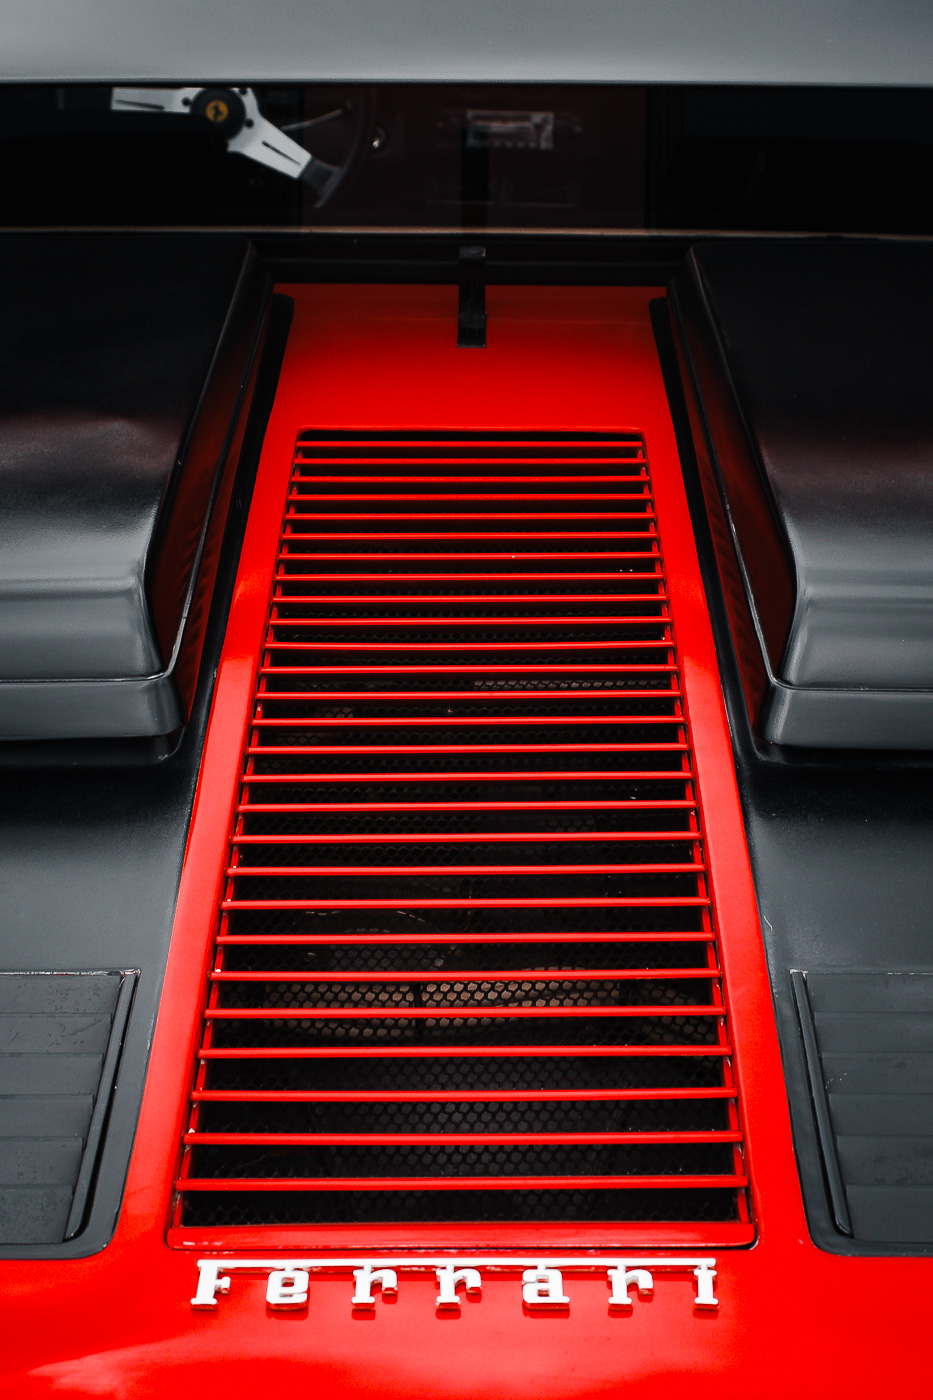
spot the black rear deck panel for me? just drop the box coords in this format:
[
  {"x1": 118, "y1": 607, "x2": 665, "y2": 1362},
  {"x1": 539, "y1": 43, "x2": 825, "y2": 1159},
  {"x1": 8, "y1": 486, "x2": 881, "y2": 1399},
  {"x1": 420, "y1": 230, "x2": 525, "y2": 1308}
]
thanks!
[
  {"x1": 654, "y1": 297, "x2": 933, "y2": 1255},
  {"x1": 0, "y1": 292, "x2": 292, "y2": 1258},
  {"x1": 1, "y1": 235, "x2": 932, "y2": 1256}
]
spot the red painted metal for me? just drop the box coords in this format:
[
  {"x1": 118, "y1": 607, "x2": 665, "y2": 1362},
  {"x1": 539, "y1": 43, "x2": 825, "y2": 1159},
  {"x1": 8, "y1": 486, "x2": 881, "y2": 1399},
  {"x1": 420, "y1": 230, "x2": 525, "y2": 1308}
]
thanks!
[
  {"x1": 178, "y1": 1173, "x2": 748, "y2": 1190},
  {"x1": 222, "y1": 897, "x2": 710, "y2": 909},
  {"x1": 204, "y1": 1006, "x2": 723, "y2": 1019},
  {"x1": 5, "y1": 286, "x2": 931, "y2": 1400},
  {"x1": 183, "y1": 1133, "x2": 743, "y2": 1147},
  {"x1": 192, "y1": 1088, "x2": 736, "y2": 1102},
  {"x1": 233, "y1": 826, "x2": 698, "y2": 837},
  {"x1": 227, "y1": 861, "x2": 700, "y2": 874},
  {"x1": 170, "y1": 414, "x2": 743, "y2": 1228},
  {"x1": 238, "y1": 767, "x2": 686, "y2": 781},
  {"x1": 207, "y1": 969, "x2": 714, "y2": 981},
  {"x1": 198, "y1": 1042, "x2": 733, "y2": 1059}
]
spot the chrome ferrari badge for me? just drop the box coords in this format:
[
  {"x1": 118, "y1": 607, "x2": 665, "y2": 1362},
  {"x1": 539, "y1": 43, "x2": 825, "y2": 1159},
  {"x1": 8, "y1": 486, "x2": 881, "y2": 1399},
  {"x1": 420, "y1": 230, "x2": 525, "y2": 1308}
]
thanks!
[{"x1": 191, "y1": 1255, "x2": 719, "y2": 1313}]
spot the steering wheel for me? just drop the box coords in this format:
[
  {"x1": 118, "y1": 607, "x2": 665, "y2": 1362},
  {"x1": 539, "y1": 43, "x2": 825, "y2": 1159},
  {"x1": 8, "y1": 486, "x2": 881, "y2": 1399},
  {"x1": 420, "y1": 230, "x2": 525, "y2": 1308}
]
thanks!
[{"x1": 278, "y1": 86, "x2": 375, "y2": 208}]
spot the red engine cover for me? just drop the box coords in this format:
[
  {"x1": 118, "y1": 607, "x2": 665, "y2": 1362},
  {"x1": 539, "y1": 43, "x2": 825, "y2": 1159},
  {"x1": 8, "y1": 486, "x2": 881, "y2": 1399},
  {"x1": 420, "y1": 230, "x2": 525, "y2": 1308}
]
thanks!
[{"x1": 2, "y1": 286, "x2": 928, "y2": 1399}]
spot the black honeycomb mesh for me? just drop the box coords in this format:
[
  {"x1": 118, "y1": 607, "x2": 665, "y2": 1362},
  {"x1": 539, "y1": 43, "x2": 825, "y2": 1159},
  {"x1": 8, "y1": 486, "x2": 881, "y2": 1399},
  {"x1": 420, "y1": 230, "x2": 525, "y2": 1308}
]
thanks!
[
  {"x1": 213, "y1": 976, "x2": 715, "y2": 1011},
  {"x1": 191, "y1": 1142, "x2": 735, "y2": 1181},
  {"x1": 219, "y1": 940, "x2": 709, "y2": 972},
  {"x1": 228, "y1": 903, "x2": 707, "y2": 938},
  {"x1": 179, "y1": 432, "x2": 748, "y2": 1232},
  {"x1": 206, "y1": 1014, "x2": 722, "y2": 1051},
  {"x1": 197, "y1": 1098, "x2": 730, "y2": 1136},
  {"x1": 183, "y1": 1186, "x2": 735, "y2": 1226},
  {"x1": 205, "y1": 1053, "x2": 729, "y2": 1094}
]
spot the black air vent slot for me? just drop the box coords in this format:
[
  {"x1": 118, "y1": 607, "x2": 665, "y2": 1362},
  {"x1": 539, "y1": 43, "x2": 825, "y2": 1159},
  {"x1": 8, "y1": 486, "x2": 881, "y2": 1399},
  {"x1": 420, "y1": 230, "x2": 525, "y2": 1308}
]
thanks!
[
  {"x1": 0, "y1": 971, "x2": 134, "y2": 1244},
  {"x1": 795, "y1": 970, "x2": 933, "y2": 1245}
]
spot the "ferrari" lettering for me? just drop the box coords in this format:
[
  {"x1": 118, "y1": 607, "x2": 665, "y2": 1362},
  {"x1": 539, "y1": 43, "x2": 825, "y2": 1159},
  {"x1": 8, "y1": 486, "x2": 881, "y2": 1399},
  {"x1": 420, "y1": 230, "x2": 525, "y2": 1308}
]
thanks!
[{"x1": 191, "y1": 1256, "x2": 720, "y2": 1315}]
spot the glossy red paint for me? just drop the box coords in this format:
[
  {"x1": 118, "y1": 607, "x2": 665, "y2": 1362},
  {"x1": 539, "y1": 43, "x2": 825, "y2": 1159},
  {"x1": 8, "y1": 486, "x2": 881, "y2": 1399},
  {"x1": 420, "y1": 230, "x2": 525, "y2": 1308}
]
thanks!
[
  {"x1": 179, "y1": 420, "x2": 746, "y2": 1222},
  {"x1": 2, "y1": 285, "x2": 930, "y2": 1398}
]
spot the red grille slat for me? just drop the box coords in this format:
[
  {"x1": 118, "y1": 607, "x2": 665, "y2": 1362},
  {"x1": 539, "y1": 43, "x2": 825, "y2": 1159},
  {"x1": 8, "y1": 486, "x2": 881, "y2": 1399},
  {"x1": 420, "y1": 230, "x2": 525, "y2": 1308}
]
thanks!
[
  {"x1": 178, "y1": 429, "x2": 750, "y2": 1235},
  {"x1": 284, "y1": 511, "x2": 656, "y2": 521},
  {"x1": 233, "y1": 831, "x2": 696, "y2": 843},
  {"x1": 237, "y1": 800, "x2": 695, "y2": 812},
  {"x1": 204, "y1": 1007, "x2": 723, "y2": 1020},
  {"x1": 193, "y1": 1087, "x2": 735, "y2": 1102},
  {"x1": 227, "y1": 865, "x2": 703, "y2": 877},
  {"x1": 245, "y1": 743, "x2": 688, "y2": 755},
  {"x1": 261, "y1": 641, "x2": 673, "y2": 653},
  {"x1": 215, "y1": 932, "x2": 716, "y2": 945},
  {"x1": 289, "y1": 496, "x2": 653, "y2": 505},
  {"x1": 248, "y1": 693, "x2": 681, "y2": 705},
  {"x1": 249, "y1": 717, "x2": 677, "y2": 727},
  {"x1": 207, "y1": 972, "x2": 715, "y2": 986},
  {"x1": 221, "y1": 897, "x2": 711, "y2": 910},
  {"x1": 277, "y1": 551, "x2": 662, "y2": 562},
  {"x1": 198, "y1": 1043, "x2": 733, "y2": 1060},
  {"x1": 179, "y1": 1175, "x2": 749, "y2": 1192},
  {"x1": 274, "y1": 573, "x2": 666, "y2": 584},
  {"x1": 267, "y1": 616, "x2": 669, "y2": 627},
  {"x1": 278, "y1": 531, "x2": 658, "y2": 542},
  {"x1": 272, "y1": 598, "x2": 668, "y2": 609},
  {"x1": 186, "y1": 1131, "x2": 743, "y2": 1147},
  {"x1": 239, "y1": 770, "x2": 690, "y2": 784}
]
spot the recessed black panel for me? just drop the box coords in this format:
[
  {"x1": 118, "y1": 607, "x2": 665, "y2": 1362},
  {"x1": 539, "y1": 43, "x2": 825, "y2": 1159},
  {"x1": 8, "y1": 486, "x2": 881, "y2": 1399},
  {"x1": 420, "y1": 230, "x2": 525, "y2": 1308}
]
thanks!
[
  {"x1": 0, "y1": 972, "x2": 134, "y2": 1245},
  {"x1": 795, "y1": 971, "x2": 933, "y2": 1245}
]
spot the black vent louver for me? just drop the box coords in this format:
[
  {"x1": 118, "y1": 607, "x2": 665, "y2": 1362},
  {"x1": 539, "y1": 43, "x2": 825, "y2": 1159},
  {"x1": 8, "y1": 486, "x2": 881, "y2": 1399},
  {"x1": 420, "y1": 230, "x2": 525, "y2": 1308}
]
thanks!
[
  {"x1": 176, "y1": 431, "x2": 750, "y2": 1231},
  {"x1": 0, "y1": 971, "x2": 134, "y2": 1244}
]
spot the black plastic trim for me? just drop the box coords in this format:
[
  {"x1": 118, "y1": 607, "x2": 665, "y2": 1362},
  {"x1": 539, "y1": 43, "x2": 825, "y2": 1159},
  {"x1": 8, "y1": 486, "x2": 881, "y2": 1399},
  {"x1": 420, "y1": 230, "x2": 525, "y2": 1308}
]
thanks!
[
  {"x1": 0, "y1": 292, "x2": 293, "y2": 1259},
  {"x1": 790, "y1": 971, "x2": 852, "y2": 1237},
  {"x1": 64, "y1": 971, "x2": 137, "y2": 1240},
  {"x1": 0, "y1": 235, "x2": 271, "y2": 741},
  {"x1": 652, "y1": 294, "x2": 933, "y2": 1257},
  {"x1": 668, "y1": 240, "x2": 933, "y2": 750}
]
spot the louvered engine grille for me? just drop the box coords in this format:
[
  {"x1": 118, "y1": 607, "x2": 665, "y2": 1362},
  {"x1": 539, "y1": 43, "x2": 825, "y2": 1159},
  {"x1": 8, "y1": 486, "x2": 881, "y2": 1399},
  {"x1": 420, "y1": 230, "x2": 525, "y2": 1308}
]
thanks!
[{"x1": 177, "y1": 430, "x2": 749, "y2": 1229}]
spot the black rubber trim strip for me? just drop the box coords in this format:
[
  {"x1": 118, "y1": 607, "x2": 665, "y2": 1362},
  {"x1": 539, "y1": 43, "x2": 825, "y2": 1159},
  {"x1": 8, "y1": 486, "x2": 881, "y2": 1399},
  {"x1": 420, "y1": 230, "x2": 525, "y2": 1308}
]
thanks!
[
  {"x1": 64, "y1": 971, "x2": 137, "y2": 1240},
  {"x1": 254, "y1": 232, "x2": 692, "y2": 288},
  {"x1": 790, "y1": 971, "x2": 852, "y2": 1237}
]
